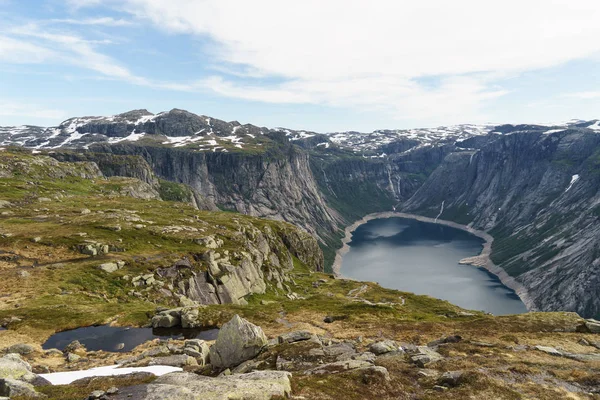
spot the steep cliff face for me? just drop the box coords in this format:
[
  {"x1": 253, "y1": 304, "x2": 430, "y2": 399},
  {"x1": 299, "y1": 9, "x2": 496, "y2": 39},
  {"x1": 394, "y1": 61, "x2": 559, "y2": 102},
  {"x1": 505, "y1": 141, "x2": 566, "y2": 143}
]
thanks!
[
  {"x1": 403, "y1": 129, "x2": 600, "y2": 317},
  {"x1": 4, "y1": 110, "x2": 600, "y2": 317},
  {"x1": 90, "y1": 143, "x2": 341, "y2": 245},
  {"x1": 48, "y1": 151, "x2": 159, "y2": 186}
]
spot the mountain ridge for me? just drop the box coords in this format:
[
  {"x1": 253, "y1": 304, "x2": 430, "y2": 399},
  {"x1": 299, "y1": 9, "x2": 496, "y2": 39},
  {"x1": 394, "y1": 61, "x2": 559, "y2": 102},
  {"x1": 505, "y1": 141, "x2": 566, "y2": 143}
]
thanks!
[{"x1": 2, "y1": 109, "x2": 600, "y2": 318}]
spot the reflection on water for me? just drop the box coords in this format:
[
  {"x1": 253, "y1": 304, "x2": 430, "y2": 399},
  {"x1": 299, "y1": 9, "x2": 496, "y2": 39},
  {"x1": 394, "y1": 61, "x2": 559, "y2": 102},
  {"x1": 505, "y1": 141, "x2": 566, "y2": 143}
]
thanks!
[
  {"x1": 42, "y1": 325, "x2": 219, "y2": 353},
  {"x1": 341, "y1": 217, "x2": 527, "y2": 315}
]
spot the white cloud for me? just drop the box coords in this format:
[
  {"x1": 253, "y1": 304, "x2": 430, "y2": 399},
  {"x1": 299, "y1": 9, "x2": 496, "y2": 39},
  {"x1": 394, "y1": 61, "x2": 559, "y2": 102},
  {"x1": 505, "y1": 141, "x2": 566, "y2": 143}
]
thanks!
[
  {"x1": 49, "y1": 17, "x2": 134, "y2": 27},
  {"x1": 0, "y1": 35, "x2": 56, "y2": 63},
  {"x1": 115, "y1": 0, "x2": 600, "y2": 122},
  {"x1": 5, "y1": 23, "x2": 146, "y2": 83},
  {"x1": 4, "y1": 0, "x2": 600, "y2": 125}
]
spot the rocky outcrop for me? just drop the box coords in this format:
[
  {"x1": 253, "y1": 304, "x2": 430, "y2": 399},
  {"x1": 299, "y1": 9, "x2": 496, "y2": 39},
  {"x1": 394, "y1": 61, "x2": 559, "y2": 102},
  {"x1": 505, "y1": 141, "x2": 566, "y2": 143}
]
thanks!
[
  {"x1": 4, "y1": 110, "x2": 600, "y2": 317},
  {"x1": 209, "y1": 315, "x2": 268, "y2": 369},
  {"x1": 154, "y1": 223, "x2": 323, "y2": 307},
  {"x1": 0, "y1": 354, "x2": 47, "y2": 398},
  {"x1": 117, "y1": 370, "x2": 292, "y2": 400},
  {"x1": 49, "y1": 152, "x2": 158, "y2": 187}
]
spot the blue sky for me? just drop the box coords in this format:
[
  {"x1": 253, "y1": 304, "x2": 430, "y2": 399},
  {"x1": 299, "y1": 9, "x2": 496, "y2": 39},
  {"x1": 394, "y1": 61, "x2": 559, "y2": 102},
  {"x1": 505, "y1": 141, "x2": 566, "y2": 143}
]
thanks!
[{"x1": 1, "y1": 0, "x2": 600, "y2": 132}]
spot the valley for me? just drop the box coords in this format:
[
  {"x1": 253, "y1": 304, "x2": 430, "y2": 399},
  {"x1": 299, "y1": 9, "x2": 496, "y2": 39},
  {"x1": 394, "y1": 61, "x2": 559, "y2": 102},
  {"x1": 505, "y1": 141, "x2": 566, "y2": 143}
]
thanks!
[
  {"x1": 1, "y1": 114, "x2": 600, "y2": 399},
  {"x1": 2, "y1": 110, "x2": 599, "y2": 318}
]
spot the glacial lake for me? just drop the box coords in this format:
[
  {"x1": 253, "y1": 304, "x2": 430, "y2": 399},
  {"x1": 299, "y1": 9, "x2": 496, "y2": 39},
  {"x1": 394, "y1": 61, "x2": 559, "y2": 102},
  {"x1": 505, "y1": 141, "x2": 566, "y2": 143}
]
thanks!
[
  {"x1": 43, "y1": 325, "x2": 220, "y2": 353},
  {"x1": 341, "y1": 217, "x2": 527, "y2": 315}
]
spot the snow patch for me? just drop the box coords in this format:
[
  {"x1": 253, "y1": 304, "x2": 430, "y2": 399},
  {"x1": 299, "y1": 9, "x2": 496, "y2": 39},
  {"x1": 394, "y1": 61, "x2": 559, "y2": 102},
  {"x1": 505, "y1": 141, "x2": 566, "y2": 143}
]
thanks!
[
  {"x1": 133, "y1": 114, "x2": 156, "y2": 125},
  {"x1": 565, "y1": 174, "x2": 580, "y2": 192},
  {"x1": 108, "y1": 131, "x2": 146, "y2": 144},
  {"x1": 40, "y1": 365, "x2": 182, "y2": 385},
  {"x1": 543, "y1": 129, "x2": 565, "y2": 135},
  {"x1": 587, "y1": 121, "x2": 600, "y2": 131}
]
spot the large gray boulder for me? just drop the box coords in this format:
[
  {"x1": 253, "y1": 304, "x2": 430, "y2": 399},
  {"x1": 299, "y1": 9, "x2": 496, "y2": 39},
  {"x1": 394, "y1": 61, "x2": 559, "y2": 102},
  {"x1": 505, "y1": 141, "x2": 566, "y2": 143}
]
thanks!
[
  {"x1": 209, "y1": 315, "x2": 267, "y2": 369},
  {"x1": 6, "y1": 343, "x2": 35, "y2": 356},
  {"x1": 0, "y1": 354, "x2": 32, "y2": 379},
  {"x1": 0, "y1": 378, "x2": 46, "y2": 398},
  {"x1": 161, "y1": 371, "x2": 290, "y2": 400},
  {"x1": 151, "y1": 309, "x2": 182, "y2": 328},
  {"x1": 368, "y1": 340, "x2": 399, "y2": 355},
  {"x1": 115, "y1": 371, "x2": 292, "y2": 400},
  {"x1": 584, "y1": 319, "x2": 600, "y2": 333}
]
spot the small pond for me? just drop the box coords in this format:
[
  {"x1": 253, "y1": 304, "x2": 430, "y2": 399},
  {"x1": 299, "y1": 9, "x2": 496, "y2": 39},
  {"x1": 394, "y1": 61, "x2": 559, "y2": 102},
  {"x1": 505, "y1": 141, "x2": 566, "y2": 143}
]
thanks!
[{"x1": 42, "y1": 325, "x2": 219, "y2": 353}]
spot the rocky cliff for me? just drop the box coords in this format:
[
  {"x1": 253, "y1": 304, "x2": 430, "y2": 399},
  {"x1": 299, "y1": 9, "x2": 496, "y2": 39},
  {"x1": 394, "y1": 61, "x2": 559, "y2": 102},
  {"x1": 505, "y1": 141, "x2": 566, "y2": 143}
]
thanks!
[
  {"x1": 89, "y1": 142, "x2": 341, "y2": 246},
  {"x1": 403, "y1": 128, "x2": 600, "y2": 317},
  {"x1": 3, "y1": 111, "x2": 600, "y2": 317}
]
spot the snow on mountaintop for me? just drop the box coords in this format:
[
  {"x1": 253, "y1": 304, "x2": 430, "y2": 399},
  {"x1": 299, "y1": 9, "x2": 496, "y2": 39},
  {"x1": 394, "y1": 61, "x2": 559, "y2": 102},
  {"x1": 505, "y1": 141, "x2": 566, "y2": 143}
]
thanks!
[
  {"x1": 326, "y1": 124, "x2": 495, "y2": 152},
  {"x1": 1, "y1": 110, "x2": 599, "y2": 154}
]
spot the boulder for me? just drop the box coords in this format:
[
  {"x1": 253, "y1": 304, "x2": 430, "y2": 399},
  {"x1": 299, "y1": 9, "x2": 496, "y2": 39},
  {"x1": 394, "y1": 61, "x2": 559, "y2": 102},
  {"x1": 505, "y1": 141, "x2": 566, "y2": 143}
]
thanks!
[
  {"x1": 534, "y1": 345, "x2": 562, "y2": 356},
  {"x1": 88, "y1": 390, "x2": 105, "y2": 399},
  {"x1": 194, "y1": 236, "x2": 223, "y2": 249},
  {"x1": 409, "y1": 346, "x2": 443, "y2": 367},
  {"x1": 209, "y1": 315, "x2": 267, "y2": 369},
  {"x1": 64, "y1": 340, "x2": 85, "y2": 353},
  {"x1": 0, "y1": 378, "x2": 46, "y2": 398},
  {"x1": 305, "y1": 359, "x2": 373, "y2": 375},
  {"x1": 146, "y1": 370, "x2": 291, "y2": 400},
  {"x1": 438, "y1": 370, "x2": 464, "y2": 387},
  {"x1": 183, "y1": 340, "x2": 210, "y2": 366},
  {"x1": 180, "y1": 308, "x2": 201, "y2": 329},
  {"x1": 368, "y1": 340, "x2": 399, "y2": 355},
  {"x1": 148, "y1": 355, "x2": 197, "y2": 368},
  {"x1": 323, "y1": 342, "x2": 356, "y2": 359},
  {"x1": 6, "y1": 343, "x2": 35, "y2": 356},
  {"x1": 0, "y1": 354, "x2": 31, "y2": 379},
  {"x1": 278, "y1": 331, "x2": 312, "y2": 344},
  {"x1": 584, "y1": 319, "x2": 600, "y2": 333},
  {"x1": 97, "y1": 262, "x2": 119, "y2": 273},
  {"x1": 151, "y1": 309, "x2": 181, "y2": 328},
  {"x1": 21, "y1": 372, "x2": 51, "y2": 387},
  {"x1": 356, "y1": 365, "x2": 391, "y2": 383}
]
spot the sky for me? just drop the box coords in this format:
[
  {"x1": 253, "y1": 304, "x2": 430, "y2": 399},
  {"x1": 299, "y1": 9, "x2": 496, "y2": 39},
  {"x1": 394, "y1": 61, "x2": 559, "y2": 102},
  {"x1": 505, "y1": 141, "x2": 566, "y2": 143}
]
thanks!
[{"x1": 1, "y1": 0, "x2": 600, "y2": 132}]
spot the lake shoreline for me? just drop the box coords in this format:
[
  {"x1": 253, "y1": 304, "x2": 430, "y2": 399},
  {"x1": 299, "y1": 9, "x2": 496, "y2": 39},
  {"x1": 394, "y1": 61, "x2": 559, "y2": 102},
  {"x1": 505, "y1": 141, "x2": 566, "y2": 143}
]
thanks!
[{"x1": 332, "y1": 211, "x2": 535, "y2": 312}]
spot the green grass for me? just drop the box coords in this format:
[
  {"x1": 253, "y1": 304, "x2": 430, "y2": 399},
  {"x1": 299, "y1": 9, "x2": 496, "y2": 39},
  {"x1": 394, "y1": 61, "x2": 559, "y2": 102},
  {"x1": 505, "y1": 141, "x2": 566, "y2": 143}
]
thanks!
[{"x1": 158, "y1": 179, "x2": 193, "y2": 202}]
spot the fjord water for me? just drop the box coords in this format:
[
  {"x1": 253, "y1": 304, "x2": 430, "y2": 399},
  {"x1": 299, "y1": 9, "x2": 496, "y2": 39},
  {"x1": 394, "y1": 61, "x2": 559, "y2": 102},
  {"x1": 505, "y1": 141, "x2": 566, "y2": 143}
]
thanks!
[{"x1": 341, "y1": 218, "x2": 527, "y2": 315}]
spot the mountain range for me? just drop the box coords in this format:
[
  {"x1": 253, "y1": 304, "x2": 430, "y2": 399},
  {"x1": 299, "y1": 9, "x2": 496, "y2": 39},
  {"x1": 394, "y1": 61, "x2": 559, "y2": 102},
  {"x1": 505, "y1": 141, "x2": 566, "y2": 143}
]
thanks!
[{"x1": 2, "y1": 109, "x2": 600, "y2": 318}]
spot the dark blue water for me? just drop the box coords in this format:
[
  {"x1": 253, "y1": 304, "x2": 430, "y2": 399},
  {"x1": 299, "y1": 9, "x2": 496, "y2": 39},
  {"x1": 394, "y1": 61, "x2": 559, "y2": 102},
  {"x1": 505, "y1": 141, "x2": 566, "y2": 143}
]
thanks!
[
  {"x1": 341, "y1": 218, "x2": 527, "y2": 315},
  {"x1": 43, "y1": 325, "x2": 219, "y2": 353}
]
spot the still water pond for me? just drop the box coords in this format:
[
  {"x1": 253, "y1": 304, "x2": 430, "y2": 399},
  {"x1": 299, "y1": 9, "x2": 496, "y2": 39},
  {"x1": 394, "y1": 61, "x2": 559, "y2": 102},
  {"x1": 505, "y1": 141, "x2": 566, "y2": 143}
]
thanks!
[
  {"x1": 43, "y1": 325, "x2": 219, "y2": 353},
  {"x1": 341, "y1": 218, "x2": 527, "y2": 315}
]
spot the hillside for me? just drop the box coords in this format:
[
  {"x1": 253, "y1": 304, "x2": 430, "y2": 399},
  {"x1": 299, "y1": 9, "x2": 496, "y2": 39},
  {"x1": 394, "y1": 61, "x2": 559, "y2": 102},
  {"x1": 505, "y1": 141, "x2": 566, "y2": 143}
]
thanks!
[
  {"x1": 2, "y1": 112, "x2": 600, "y2": 318},
  {"x1": 0, "y1": 149, "x2": 599, "y2": 399}
]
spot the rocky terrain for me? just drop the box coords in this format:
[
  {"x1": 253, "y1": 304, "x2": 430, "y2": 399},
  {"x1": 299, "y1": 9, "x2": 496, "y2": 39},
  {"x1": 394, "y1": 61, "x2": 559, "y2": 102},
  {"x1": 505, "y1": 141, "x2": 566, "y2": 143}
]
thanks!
[
  {"x1": 0, "y1": 148, "x2": 600, "y2": 399},
  {"x1": 3, "y1": 109, "x2": 599, "y2": 318}
]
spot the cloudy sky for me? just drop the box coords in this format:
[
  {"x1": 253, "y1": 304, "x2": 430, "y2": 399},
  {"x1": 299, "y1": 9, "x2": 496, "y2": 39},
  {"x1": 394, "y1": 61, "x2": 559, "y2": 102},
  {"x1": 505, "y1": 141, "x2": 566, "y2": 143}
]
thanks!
[{"x1": 1, "y1": 0, "x2": 600, "y2": 131}]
